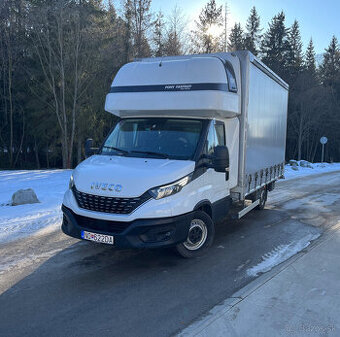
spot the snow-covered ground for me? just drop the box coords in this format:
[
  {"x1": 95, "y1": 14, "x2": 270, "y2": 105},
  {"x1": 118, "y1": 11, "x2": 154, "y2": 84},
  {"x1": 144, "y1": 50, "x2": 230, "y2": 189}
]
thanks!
[
  {"x1": 284, "y1": 161, "x2": 340, "y2": 180},
  {"x1": 0, "y1": 170, "x2": 71, "y2": 243},
  {"x1": 0, "y1": 162, "x2": 339, "y2": 244}
]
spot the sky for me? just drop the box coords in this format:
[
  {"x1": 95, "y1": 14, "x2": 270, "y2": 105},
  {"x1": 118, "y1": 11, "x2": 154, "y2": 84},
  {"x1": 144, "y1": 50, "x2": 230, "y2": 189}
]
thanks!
[{"x1": 149, "y1": 0, "x2": 340, "y2": 54}]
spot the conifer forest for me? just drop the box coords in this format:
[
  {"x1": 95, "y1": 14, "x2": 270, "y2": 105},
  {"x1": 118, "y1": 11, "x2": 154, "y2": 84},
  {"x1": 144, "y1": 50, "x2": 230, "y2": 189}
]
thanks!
[{"x1": 1, "y1": 0, "x2": 339, "y2": 169}]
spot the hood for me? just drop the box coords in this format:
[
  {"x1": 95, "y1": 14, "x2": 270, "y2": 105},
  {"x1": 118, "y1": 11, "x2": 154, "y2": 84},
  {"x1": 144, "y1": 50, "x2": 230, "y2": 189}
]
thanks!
[{"x1": 73, "y1": 155, "x2": 195, "y2": 197}]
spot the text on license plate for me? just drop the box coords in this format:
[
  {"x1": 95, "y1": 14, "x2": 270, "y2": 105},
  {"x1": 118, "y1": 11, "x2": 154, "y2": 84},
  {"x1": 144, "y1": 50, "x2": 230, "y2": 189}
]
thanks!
[{"x1": 81, "y1": 231, "x2": 114, "y2": 245}]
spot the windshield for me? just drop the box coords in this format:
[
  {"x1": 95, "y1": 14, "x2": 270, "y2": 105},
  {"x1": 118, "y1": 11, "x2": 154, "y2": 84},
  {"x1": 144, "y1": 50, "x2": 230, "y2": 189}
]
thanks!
[{"x1": 100, "y1": 118, "x2": 203, "y2": 160}]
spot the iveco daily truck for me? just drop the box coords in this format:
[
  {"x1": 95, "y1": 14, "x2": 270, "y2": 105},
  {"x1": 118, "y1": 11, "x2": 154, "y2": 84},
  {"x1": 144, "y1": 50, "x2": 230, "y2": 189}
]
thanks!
[{"x1": 62, "y1": 51, "x2": 289, "y2": 257}]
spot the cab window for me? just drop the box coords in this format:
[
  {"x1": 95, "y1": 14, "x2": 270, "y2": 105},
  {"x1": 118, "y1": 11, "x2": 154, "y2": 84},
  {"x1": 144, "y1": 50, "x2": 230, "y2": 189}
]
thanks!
[
  {"x1": 204, "y1": 121, "x2": 226, "y2": 158},
  {"x1": 215, "y1": 122, "x2": 226, "y2": 146},
  {"x1": 225, "y1": 63, "x2": 237, "y2": 93}
]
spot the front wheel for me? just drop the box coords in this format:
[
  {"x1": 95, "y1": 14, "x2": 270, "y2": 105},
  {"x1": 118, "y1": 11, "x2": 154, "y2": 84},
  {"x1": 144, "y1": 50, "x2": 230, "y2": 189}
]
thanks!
[{"x1": 175, "y1": 211, "x2": 215, "y2": 258}]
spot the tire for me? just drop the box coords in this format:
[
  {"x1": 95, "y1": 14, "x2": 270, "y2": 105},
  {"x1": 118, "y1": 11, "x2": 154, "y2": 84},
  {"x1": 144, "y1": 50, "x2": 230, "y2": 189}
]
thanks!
[
  {"x1": 175, "y1": 211, "x2": 215, "y2": 258},
  {"x1": 256, "y1": 188, "x2": 268, "y2": 210}
]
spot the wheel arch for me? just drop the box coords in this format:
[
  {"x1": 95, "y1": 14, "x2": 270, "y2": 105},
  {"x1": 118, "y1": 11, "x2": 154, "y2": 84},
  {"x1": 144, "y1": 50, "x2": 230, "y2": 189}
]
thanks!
[{"x1": 193, "y1": 200, "x2": 213, "y2": 219}]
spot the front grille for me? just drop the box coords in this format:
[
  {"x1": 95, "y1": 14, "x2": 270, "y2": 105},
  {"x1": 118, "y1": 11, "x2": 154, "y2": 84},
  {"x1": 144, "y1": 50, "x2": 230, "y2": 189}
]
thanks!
[
  {"x1": 72, "y1": 186, "x2": 151, "y2": 214},
  {"x1": 73, "y1": 212, "x2": 131, "y2": 234}
]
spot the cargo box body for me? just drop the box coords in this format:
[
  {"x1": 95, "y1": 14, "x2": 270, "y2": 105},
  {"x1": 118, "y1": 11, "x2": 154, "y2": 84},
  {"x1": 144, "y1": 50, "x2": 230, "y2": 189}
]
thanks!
[{"x1": 232, "y1": 51, "x2": 288, "y2": 200}]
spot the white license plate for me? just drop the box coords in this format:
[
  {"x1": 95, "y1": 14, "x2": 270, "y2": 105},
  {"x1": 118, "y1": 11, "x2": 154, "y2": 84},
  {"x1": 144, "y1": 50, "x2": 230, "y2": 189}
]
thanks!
[{"x1": 81, "y1": 231, "x2": 114, "y2": 245}]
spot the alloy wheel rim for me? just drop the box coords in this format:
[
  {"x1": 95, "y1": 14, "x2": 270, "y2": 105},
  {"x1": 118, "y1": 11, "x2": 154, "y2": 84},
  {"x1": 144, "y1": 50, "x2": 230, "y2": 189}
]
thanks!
[{"x1": 183, "y1": 219, "x2": 208, "y2": 251}]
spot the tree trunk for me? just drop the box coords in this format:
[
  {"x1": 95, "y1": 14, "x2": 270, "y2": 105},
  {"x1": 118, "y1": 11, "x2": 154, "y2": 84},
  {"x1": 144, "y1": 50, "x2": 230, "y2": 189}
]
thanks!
[
  {"x1": 57, "y1": 6, "x2": 69, "y2": 169},
  {"x1": 77, "y1": 136, "x2": 82, "y2": 164},
  {"x1": 7, "y1": 33, "x2": 14, "y2": 168},
  {"x1": 68, "y1": 19, "x2": 80, "y2": 169},
  {"x1": 13, "y1": 109, "x2": 25, "y2": 167},
  {"x1": 297, "y1": 110, "x2": 304, "y2": 161},
  {"x1": 311, "y1": 141, "x2": 318, "y2": 163},
  {"x1": 46, "y1": 146, "x2": 49, "y2": 169},
  {"x1": 34, "y1": 138, "x2": 40, "y2": 169},
  {"x1": 61, "y1": 136, "x2": 68, "y2": 169}
]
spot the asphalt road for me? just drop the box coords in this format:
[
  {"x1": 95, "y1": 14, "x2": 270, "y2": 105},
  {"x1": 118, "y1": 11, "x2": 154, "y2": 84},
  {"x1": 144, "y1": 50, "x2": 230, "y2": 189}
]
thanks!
[{"x1": 1, "y1": 171, "x2": 340, "y2": 337}]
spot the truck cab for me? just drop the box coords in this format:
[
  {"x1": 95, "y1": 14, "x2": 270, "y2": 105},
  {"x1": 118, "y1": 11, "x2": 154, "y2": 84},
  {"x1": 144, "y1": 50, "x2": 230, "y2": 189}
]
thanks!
[{"x1": 62, "y1": 52, "x2": 288, "y2": 257}]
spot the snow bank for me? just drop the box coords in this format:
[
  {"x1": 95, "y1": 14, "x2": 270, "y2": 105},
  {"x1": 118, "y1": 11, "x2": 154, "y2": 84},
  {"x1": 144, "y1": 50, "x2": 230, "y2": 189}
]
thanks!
[
  {"x1": 247, "y1": 232, "x2": 320, "y2": 276},
  {"x1": 284, "y1": 162, "x2": 340, "y2": 181},
  {"x1": 0, "y1": 170, "x2": 72, "y2": 243}
]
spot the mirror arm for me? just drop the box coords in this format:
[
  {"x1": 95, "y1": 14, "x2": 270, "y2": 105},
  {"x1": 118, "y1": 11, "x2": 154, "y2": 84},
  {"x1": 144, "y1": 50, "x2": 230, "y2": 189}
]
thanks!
[
  {"x1": 196, "y1": 158, "x2": 213, "y2": 169},
  {"x1": 85, "y1": 147, "x2": 99, "y2": 158},
  {"x1": 84, "y1": 138, "x2": 99, "y2": 158},
  {"x1": 199, "y1": 153, "x2": 213, "y2": 160}
]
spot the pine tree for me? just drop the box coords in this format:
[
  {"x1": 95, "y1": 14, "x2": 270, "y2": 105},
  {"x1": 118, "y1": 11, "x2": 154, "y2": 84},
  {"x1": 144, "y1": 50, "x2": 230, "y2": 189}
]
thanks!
[
  {"x1": 286, "y1": 20, "x2": 303, "y2": 83},
  {"x1": 152, "y1": 11, "x2": 165, "y2": 56},
  {"x1": 318, "y1": 36, "x2": 340, "y2": 161},
  {"x1": 124, "y1": 0, "x2": 152, "y2": 58},
  {"x1": 244, "y1": 6, "x2": 261, "y2": 55},
  {"x1": 198, "y1": 0, "x2": 222, "y2": 26},
  {"x1": 164, "y1": 32, "x2": 182, "y2": 56},
  {"x1": 191, "y1": 0, "x2": 223, "y2": 53},
  {"x1": 261, "y1": 11, "x2": 289, "y2": 77},
  {"x1": 319, "y1": 35, "x2": 340, "y2": 86},
  {"x1": 163, "y1": 5, "x2": 186, "y2": 56},
  {"x1": 228, "y1": 23, "x2": 244, "y2": 51},
  {"x1": 305, "y1": 38, "x2": 317, "y2": 76},
  {"x1": 123, "y1": 0, "x2": 133, "y2": 62}
]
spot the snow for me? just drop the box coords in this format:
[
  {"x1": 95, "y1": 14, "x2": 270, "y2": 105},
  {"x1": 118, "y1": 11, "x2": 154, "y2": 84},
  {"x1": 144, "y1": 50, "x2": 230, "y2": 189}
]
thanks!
[
  {"x1": 281, "y1": 193, "x2": 340, "y2": 212},
  {"x1": 0, "y1": 247, "x2": 64, "y2": 276},
  {"x1": 284, "y1": 162, "x2": 340, "y2": 180},
  {"x1": 0, "y1": 161, "x2": 339, "y2": 244},
  {"x1": 0, "y1": 170, "x2": 72, "y2": 243},
  {"x1": 247, "y1": 232, "x2": 321, "y2": 277}
]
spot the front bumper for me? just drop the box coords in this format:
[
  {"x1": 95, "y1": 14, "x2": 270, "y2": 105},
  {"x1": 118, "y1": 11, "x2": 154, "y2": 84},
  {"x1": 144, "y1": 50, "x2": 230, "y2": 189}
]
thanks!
[{"x1": 61, "y1": 205, "x2": 192, "y2": 248}]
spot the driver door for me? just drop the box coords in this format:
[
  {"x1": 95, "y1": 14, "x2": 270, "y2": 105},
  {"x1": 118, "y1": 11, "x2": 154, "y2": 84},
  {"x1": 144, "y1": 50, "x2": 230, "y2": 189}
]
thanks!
[{"x1": 204, "y1": 120, "x2": 229, "y2": 203}]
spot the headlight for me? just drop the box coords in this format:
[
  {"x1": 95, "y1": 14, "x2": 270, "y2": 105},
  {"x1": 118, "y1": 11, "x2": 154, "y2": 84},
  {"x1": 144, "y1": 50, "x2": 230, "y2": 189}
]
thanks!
[
  {"x1": 149, "y1": 174, "x2": 193, "y2": 200},
  {"x1": 69, "y1": 174, "x2": 75, "y2": 189}
]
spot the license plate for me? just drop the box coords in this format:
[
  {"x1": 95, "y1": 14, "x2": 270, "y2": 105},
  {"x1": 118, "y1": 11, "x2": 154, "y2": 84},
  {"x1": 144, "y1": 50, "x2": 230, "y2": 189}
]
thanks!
[{"x1": 81, "y1": 231, "x2": 114, "y2": 245}]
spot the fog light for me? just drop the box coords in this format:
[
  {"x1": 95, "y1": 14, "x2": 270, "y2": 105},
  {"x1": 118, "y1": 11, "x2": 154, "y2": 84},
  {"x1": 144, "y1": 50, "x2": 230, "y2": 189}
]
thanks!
[{"x1": 140, "y1": 226, "x2": 175, "y2": 243}]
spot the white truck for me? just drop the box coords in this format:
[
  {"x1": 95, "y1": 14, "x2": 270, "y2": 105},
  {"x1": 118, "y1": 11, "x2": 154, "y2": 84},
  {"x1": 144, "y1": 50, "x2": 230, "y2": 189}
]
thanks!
[{"x1": 62, "y1": 51, "x2": 288, "y2": 257}]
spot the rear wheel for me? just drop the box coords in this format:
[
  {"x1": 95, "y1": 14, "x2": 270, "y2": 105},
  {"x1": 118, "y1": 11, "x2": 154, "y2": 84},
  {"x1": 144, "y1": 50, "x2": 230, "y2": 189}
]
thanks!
[
  {"x1": 256, "y1": 188, "x2": 268, "y2": 210},
  {"x1": 175, "y1": 211, "x2": 215, "y2": 258}
]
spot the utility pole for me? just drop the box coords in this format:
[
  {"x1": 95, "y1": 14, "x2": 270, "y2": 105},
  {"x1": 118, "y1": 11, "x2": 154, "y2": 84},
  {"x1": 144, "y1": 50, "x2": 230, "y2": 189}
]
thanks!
[{"x1": 224, "y1": 1, "x2": 229, "y2": 52}]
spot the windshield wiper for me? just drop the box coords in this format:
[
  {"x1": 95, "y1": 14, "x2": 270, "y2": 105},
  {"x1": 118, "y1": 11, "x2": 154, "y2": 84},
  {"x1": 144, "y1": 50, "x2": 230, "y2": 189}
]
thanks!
[
  {"x1": 102, "y1": 147, "x2": 169, "y2": 158},
  {"x1": 102, "y1": 146, "x2": 129, "y2": 155},
  {"x1": 129, "y1": 150, "x2": 169, "y2": 159}
]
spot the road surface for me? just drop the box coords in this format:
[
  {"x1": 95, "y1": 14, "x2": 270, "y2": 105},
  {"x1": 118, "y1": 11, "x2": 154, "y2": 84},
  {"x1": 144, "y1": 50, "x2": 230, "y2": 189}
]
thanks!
[{"x1": 1, "y1": 171, "x2": 340, "y2": 337}]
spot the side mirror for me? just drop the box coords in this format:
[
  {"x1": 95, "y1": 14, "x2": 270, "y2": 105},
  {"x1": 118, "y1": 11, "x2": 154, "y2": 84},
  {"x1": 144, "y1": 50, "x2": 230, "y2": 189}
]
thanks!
[
  {"x1": 85, "y1": 138, "x2": 98, "y2": 158},
  {"x1": 213, "y1": 146, "x2": 229, "y2": 174}
]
